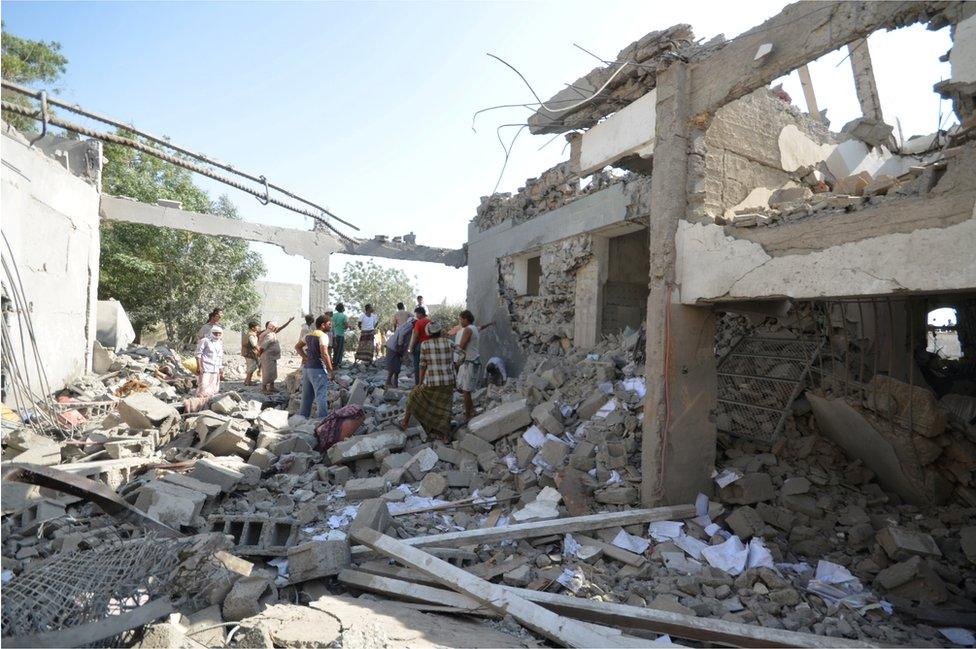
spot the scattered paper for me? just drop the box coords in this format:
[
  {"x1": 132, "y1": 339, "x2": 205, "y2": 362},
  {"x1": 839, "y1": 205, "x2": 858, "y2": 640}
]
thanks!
[
  {"x1": 397, "y1": 483, "x2": 414, "y2": 495},
  {"x1": 327, "y1": 505, "x2": 359, "y2": 529},
  {"x1": 556, "y1": 566, "x2": 585, "y2": 593},
  {"x1": 598, "y1": 381, "x2": 615, "y2": 395},
  {"x1": 606, "y1": 470, "x2": 623, "y2": 485},
  {"x1": 695, "y1": 492, "x2": 710, "y2": 518},
  {"x1": 522, "y1": 426, "x2": 546, "y2": 448},
  {"x1": 386, "y1": 496, "x2": 450, "y2": 515},
  {"x1": 814, "y1": 560, "x2": 857, "y2": 584},
  {"x1": 622, "y1": 377, "x2": 646, "y2": 398},
  {"x1": 311, "y1": 530, "x2": 346, "y2": 542},
  {"x1": 595, "y1": 399, "x2": 617, "y2": 419},
  {"x1": 674, "y1": 534, "x2": 709, "y2": 560},
  {"x1": 746, "y1": 537, "x2": 776, "y2": 570},
  {"x1": 701, "y1": 535, "x2": 749, "y2": 575},
  {"x1": 714, "y1": 468, "x2": 743, "y2": 488},
  {"x1": 612, "y1": 529, "x2": 650, "y2": 554},
  {"x1": 268, "y1": 557, "x2": 289, "y2": 579},
  {"x1": 504, "y1": 455, "x2": 523, "y2": 473},
  {"x1": 704, "y1": 523, "x2": 722, "y2": 536},
  {"x1": 777, "y1": 561, "x2": 813, "y2": 574},
  {"x1": 563, "y1": 534, "x2": 582, "y2": 558},
  {"x1": 648, "y1": 520, "x2": 684, "y2": 541},
  {"x1": 939, "y1": 628, "x2": 975, "y2": 646},
  {"x1": 1, "y1": 569, "x2": 12, "y2": 584}
]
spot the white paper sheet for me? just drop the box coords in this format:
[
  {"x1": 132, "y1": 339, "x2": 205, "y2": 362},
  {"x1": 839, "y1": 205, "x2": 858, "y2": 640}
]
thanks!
[
  {"x1": 701, "y1": 535, "x2": 749, "y2": 575},
  {"x1": 563, "y1": 533, "x2": 582, "y2": 558},
  {"x1": 556, "y1": 566, "x2": 585, "y2": 593},
  {"x1": 386, "y1": 496, "x2": 450, "y2": 515},
  {"x1": 814, "y1": 559, "x2": 857, "y2": 584},
  {"x1": 595, "y1": 398, "x2": 617, "y2": 419},
  {"x1": 622, "y1": 377, "x2": 647, "y2": 398},
  {"x1": 612, "y1": 529, "x2": 650, "y2": 554},
  {"x1": 704, "y1": 523, "x2": 722, "y2": 536},
  {"x1": 939, "y1": 628, "x2": 975, "y2": 646},
  {"x1": 714, "y1": 468, "x2": 743, "y2": 488},
  {"x1": 746, "y1": 537, "x2": 776, "y2": 570},
  {"x1": 648, "y1": 520, "x2": 684, "y2": 541},
  {"x1": 522, "y1": 425, "x2": 546, "y2": 448},
  {"x1": 695, "y1": 492, "x2": 710, "y2": 518}
]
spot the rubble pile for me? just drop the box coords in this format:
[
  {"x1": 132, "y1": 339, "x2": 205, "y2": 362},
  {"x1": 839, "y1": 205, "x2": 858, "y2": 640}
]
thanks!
[{"x1": 3, "y1": 332, "x2": 976, "y2": 647}]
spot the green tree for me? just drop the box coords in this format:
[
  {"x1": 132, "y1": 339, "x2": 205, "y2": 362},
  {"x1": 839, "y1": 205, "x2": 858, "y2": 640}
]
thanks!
[
  {"x1": 1, "y1": 24, "x2": 68, "y2": 132},
  {"x1": 329, "y1": 260, "x2": 416, "y2": 326},
  {"x1": 99, "y1": 137, "x2": 266, "y2": 344}
]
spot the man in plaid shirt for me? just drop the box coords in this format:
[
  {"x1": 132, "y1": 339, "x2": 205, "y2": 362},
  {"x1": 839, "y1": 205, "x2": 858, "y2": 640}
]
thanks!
[{"x1": 403, "y1": 321, "x2": 456, "y2": 440}]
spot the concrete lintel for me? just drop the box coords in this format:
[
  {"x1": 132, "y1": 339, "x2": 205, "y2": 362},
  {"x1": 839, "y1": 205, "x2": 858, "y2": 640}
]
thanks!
[
  {"x1": 99, "y1": 194, "x2": 342, "y2": 259},
  {"x1": 687, "y1": 1, "x2": 956, "y2": 118},
  {"x1": 342, "y1": 239, "x2": 467, "y2": 268}
]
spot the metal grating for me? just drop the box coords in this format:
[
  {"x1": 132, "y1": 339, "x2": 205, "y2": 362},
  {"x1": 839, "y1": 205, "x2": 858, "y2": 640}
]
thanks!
[{"x1": 717, "y1": 336, "x2": 821, "y2": 443}]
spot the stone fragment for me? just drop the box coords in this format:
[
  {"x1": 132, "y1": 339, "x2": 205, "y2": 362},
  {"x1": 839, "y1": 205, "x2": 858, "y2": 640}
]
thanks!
[
  {"x1": 403, "y1": 447, "x2": 439, "y2": 481},
  {"x1": 344, "y1": 477, "x2": 388, "y2": 500},
  {"x1": 159, "y1": 472, "x2": 222, "y2": 499},
  {"x1": 287, "y1": 540, "x2": 351, "y2": 583},
  {"x1": 781, "y1": 494, "x2": 822, "y2": 518},
  {"x1": 418, "y1": 472, "x2": 448, "y2": 498},
  {"x1": 255, "y1": 408, "x2": 289, "y2": 432},
  {"x1": 190, "y1": 458, "x2": 244, "y2": 492},
  {"x1": 380, "y1": 452, "x2": 412, "y2": 473},
  {"x1": 223, "y1": 575, "x2": 277, "y2": 621},
  {"x1": 247, "y1": 448, "x2": 277, "y2": 470},
  {"x1": 833, "y1": 170, "x2": 872, "y2": 196},
  {"x1": 576, "y1": 391, "x2": 609, "y2": 420},
  {"x1": 349, "y1": 498, "x2": 391, "y2": 534},
  {"x1": 538, "y1": 437, "x2": 570, "y2": 467},
  {"x1": 725, "y1": 506, "x2": 763, "y2": 540},
  {"x1": 327, "y1": 430, "x2": 406, "y2": 464},
  {"x1": 768, "y1": 185, "x2": 812, "y2": 206},
  {"x1": 201, "y1": 419, "x2": 254, "y2": 458},
  {"x1": 458, "y1": 433, "x2": 493, "y2": 457},
  {"x1": 118, "y1": 392, "x2": 178, "y2": 431},
  {"x1": 594, "y1": 482, "x2": 638, "y2": 505},
  {"x1": 718, "y1": 473, "x2": 774, "y2": 504},
  {"x1": 781, "y1": 477, "x2": 810, "y2": 495},
  {"x1": 531, "y1": 401, "x2": 564, "y2": 435},
  {"x1": 104, "y1": 438, "x2": 154, "y2": 459},
  {"x1": 961, "y1": 526, "x2": 976, "y2": 566},
  {"x1": 468, "y1": 399, "x2": 532, "y2": 442},
  {"x1": 322, "y1": 465, "x2": 352, "y2": 486},
  {"x1": 875, "y1": 556, "x2": 947, "y2": 603},
  {"x1": 876, "y1": 526, "x2": 942, "y2": 561}
]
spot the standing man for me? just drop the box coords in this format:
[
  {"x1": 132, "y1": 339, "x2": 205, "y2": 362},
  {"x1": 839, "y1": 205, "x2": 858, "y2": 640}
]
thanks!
[
  {"x1": 355, "y1": 304, "x2": 379, "y2": 365},
  {"x1": 295, "y1": 315, "x2": 335, "y2": 420},
  {"x1": 393, "y1": 302, "x2": 410, "y2": 329},
  {"x1": 198, "y1": 308, "x2": 223, "y2": 341},
  {"x1": 454, "y1": 310, "x2": 481, "y2": 422},
  {"x1": 407, "y1": 306, "x2": 431, "y2": 380},
  {"x1": 402, "y1": 321, "x2": 455, "y2": 441},
  {"x1": 332, "y1": 303, "x2": 348, "y2": 369},
  {"x1": 195, "y1": 325, "x2": 224, "y2": 398},
  {"x1": 299, "y1": 314, "x2": 314, "y2": 340},
  {"x1": 416, "y1": 295, "x2": 424, "y2": 310},
  {"x1": 259, "y1": 316, "x2": 293, "y2": 394},
  {"x1": 386, "y1": 310, "x2": 415, "y2": 388},
  {"x1": 242, "y1": 321, "x2": 261, "y2": 386}
]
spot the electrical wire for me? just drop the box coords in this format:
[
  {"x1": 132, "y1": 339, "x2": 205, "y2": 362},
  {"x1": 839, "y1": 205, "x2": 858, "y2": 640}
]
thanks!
[{"x1": 1, "y1": 100, "x2": 356, "y2": 241}]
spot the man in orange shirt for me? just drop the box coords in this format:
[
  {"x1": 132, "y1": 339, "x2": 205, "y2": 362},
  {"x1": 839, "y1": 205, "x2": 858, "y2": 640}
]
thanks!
[{"x1": 407, "y1": 306, "x2": 430, "y2": 381}]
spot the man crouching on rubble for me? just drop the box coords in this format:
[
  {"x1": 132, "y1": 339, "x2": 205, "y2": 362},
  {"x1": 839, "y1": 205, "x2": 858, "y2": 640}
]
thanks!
[{"x1": 195, "y1": 324, "x2": 224, "y2": 398}]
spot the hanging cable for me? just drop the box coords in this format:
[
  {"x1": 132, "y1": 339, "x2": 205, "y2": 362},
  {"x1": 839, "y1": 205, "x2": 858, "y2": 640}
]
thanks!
[
  {"x1": 0, "y1": 81, "x2": 357, "y2": 234},
  {"x1": 1, "y1": 100, "x2": 356, "y2": 241}
]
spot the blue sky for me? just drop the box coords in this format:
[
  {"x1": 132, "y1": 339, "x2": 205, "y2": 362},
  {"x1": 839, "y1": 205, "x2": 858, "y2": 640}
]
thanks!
[{"x1": 3, "y1": 1, "x2": 954, "y2": 310}]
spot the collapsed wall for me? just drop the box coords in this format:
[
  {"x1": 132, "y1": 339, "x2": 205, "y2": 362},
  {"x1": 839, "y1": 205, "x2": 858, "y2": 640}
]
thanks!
[{"x1": 1, "y1": 122, "x2": 102, "y2": 398}]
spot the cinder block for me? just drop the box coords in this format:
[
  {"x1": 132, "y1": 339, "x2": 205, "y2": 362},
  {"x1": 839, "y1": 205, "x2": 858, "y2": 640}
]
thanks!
[
  {"x1": 344, "y1": 477, "x2": 389, "y2": 500},
  {"x1": 190, "y1": 459, "x2": 244, "y2": 492},
  {"x1": 349, "y1": 498, "x2": 391, "y2": 535},
  {"x1": 208, "y1": 515, "x2": 299, "y2": 556},
  {"x1": 287, "y1": 540, "x2": 351, "y2": 583},
  {"x1": 468, "y1": 399, "x2": 531, "y2": 442}
]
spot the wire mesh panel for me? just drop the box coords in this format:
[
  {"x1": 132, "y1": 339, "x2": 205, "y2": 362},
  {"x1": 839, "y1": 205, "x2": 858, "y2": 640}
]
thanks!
[
  {"x1": 0, "y1": 536, "x2": 190, "y2": 645},
  {"x1": 717, "y1": 336, "x2": 820, "y2": 444}
]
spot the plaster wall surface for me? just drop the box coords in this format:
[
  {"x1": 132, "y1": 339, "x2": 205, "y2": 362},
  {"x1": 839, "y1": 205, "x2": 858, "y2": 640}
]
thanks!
[
  {"x1": 466, "y1": 181, "x2": 639, "y2": 374},
  {"x1": 579, "y1": 89, "x2": 657, "y2": 175},
  {"x1": 254, "y1": 280, "x2": 304, "y2": 353},
  {"x1": 676, "y1": 214, "x2": 976, "y2": 303},
  {"x1": 951, "y1": 14, "x2": 976, "y2": 83},
  {"x1": 1, "y1": 126, "x2": 101, "y2": 396}
]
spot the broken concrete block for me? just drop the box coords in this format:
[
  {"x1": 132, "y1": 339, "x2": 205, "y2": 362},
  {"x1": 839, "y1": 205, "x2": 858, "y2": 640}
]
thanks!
[
  {"x1": 201, "y1": 419, "x2": 254, "y2": 458},
  {"x1": 223, "y1": 575, "x2": 277, "y2": 621},
  {"x1": 348, "y1": 498, "x2": 391, "y2": 534},
  {"x1": 863, "y1": 173, "x2": 897, "y2": 196},
  {"x1": 380, "y1": 452, "x2": 411, "y2": 473},
  {"x1": 255, "y1": 408, "x2": 289, "y2": 432},
  {"x1": 768, "y1": 185, "x2": 812, "y2": 206},
  {"x1": 418, "y1": 472, "x2": 447, "y2": 498},
  {"x1": 322, "y1": 465, "x2": 352, "y2": 486},
  {"x1": 781, "y1": 477, "x2": 810, "y2": 495},
  {"x1": 960, "y1": 527, "x2": 976, "y2": 566},
  {"x1": 344, "y1": 476, "x2": 389, "y2": 500},
  {"x1": 577, "y1": 391, "x2": 609, "y2": 421},
  {"x1": 502, "y1": 564, "x2": 533, "y2": 587},
  {"x1": 327, "y1": 430, "x2": 406, "y2": 464},
  {"x1": 159, "y1": 472, "x2": 222, "y2": 500},
  {"x1": 725, "y1": 506, "x2": 763, "y2": 540},
  {"x1": 17, "y1": 498, "x2": 66, "y2": 529},
  {"x1": 287, "y1": 540, "x2": 351, "y2": 583},
  {"x1": 876, "y1": 526, "x2": 942, "y2": 561},
  {"x1": 458, "y1": 432, "x2": 494, "y2": 457},
  {"x1": 118, "y1": 392, "x2": 178, "y2": 431},
  {"x1": 781, "y1": 494, "x2": 822, "y2": 518},
  {"x1": 210, "y1": 394, "x2": 240, "y2": 415},
  {"x1": 104, "y1": 438, "x2": 154, "y2": 459},
  {"x1": 875, "y1": 555, "x2": 947, "y2": 603},
  {"x1": 594, "y1": 482, "x2": 638, "y2": 505},
  {"x1": 346, "y1": 379, "x2": 367, "y2": 406},
  {"x1": 136, "y1": 480, "x2": 207, "y2": 526},
  {"x1": 247, "y1": 448, "x2": 277, "y2": 470},
  {"x1": 718, "y1": 473, "x2": 774, "y2": 504},
  {"x1": 531, "y1": 401, "x2": 564, "y2": 435},
  {"x1": 190, "y1": 458, "x2": 244, "y2": 492},
  {"x1": 468, "y1": 399, "x2": 532, "y2": 442},
  {"x1": 404, "y1": 447, "x2": 439, "y2": 481},
  {"x1": 538, "y1": 437, "x2": 570, "y2": 467}
]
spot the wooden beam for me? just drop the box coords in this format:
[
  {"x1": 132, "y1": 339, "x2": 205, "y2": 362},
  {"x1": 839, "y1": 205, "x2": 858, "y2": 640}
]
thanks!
[
  {"x1": 354, "y1": 504, "x2": 712, "y2": 553},
  {"x1": 350, "y1": 528, "x2": 624, "y2": 649}
]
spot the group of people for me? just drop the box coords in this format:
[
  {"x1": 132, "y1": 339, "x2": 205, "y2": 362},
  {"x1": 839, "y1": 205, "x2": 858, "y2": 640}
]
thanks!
[{"x1": 190, "y1": 297, "x2": 508, "y2": 441}]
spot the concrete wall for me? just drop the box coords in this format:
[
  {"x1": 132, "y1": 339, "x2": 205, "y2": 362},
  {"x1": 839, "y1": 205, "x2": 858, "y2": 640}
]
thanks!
[
  {"x1": 579, "y1": 89, "x2": 657, "y2": 175},
  {"x1": 1, "y1": 123, "x2": 101, "y2": 397},
  {"x1": 466, "y1": 179, "x2": 649, "y2": 374}
]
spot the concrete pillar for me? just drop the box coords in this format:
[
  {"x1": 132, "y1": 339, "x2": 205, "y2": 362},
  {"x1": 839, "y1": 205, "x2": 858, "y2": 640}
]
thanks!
[
  {"x1": 640, "y1": 61, "x2": 719, "y2": 506},
  {"x1": 309, "y1": 256, "x2": 330, "y2": 315},
  {"x1": 796, "y1": 65, "x2": 821, "y2": 121},
  {"x1": 848, "y1": 38, "x2": 884, "y2": 123},
  {"x1": 573, "y1": 235, "x2": 609, "y2": 349}
]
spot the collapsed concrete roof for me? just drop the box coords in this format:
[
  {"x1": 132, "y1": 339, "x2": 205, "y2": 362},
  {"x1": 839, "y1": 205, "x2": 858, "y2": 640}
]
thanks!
[{"x1": 526, "y1": 24, "x2": 695, "y2": 135}]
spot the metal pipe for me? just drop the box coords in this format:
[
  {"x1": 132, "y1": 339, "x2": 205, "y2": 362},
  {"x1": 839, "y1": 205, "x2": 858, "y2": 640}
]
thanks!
[
  {"x1": 2, "y1": 100, "x2": 355, "y2": 240},
  {"x1": 1, "y1": 81, "x2": 358, "y2": 232}
]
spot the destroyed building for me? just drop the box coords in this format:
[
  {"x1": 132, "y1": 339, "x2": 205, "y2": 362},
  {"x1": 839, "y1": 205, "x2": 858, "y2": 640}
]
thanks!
[{"x1": 2, "y1": 1, "x2": 976, "y2": 647}]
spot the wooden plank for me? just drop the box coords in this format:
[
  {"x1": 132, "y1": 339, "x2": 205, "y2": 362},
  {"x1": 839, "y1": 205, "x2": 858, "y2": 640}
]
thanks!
[
  {"x1": 350, "y1": 528, "x2": 623, "y2": 649},
  {"x1": 353, "y1": 504, "x2": 711, "y2": 553},
  {"x1": 507, "y1": 587, "x2": 877, "y2": 648},
  {"x1": 338, "y1": 569, "x2": 492, "y2": 614}
]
